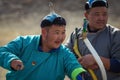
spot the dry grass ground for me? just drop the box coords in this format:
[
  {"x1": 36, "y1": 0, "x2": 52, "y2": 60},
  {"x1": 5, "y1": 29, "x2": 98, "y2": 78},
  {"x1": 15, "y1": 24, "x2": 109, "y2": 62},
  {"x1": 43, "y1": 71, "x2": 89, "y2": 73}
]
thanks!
[{"x1": 0, "y1": 11, "x2": 120, "y2": 80}]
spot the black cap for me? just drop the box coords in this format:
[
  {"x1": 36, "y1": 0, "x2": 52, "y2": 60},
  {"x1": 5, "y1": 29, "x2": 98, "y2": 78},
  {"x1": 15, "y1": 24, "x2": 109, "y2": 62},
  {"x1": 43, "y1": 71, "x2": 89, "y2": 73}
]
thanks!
[
  {"x1": 40, "y1": 12, "x2": 66, "y2": 28},
  {"x1": 85, "y1": 0, "x2": 108, "y2": 10}
]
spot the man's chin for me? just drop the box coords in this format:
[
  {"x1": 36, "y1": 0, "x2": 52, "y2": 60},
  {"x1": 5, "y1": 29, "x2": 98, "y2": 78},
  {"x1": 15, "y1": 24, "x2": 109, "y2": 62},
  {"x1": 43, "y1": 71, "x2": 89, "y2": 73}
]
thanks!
[{"x1": 54, "y1": 45, "x2": 60, "y2": 49}]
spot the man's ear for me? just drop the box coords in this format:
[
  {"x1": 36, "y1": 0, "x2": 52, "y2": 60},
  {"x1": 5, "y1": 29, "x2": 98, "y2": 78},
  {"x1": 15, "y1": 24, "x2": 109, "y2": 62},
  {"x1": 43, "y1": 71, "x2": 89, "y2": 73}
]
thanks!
[
  {"x1": 84, "y1": 12, "x2": 88, "y2": 19},
  {"x1": 41, "y1": 28, "x2": 47, "y2": 38}
]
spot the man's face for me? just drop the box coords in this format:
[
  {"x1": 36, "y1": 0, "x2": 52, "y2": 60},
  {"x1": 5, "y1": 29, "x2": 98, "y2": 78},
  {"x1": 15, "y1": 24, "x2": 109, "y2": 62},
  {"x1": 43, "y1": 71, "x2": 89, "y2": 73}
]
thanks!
[
  {"x1": 85, "y1": 7, "x2": 108, "y2": 31},
  {"x1": 43, "y1": 25, "x2": 66, "y2": 50}
]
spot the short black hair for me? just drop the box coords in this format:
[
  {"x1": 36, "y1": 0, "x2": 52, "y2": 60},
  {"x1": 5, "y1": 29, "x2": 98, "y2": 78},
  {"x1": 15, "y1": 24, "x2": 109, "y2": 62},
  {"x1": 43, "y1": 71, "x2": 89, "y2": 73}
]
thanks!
[
  {"x1": 40, "y1": 17, "x2": 66, "y2": 28},
  {"x1": 85, "y1": 0, "x2": 108, "y2": 10}
]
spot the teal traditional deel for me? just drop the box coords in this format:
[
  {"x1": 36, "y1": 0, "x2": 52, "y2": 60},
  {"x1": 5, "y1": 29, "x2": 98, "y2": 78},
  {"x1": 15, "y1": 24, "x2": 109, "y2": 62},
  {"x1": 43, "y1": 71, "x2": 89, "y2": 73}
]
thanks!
[{"x1": 43, "y1": 12, "x2": 61, "y2": 22}]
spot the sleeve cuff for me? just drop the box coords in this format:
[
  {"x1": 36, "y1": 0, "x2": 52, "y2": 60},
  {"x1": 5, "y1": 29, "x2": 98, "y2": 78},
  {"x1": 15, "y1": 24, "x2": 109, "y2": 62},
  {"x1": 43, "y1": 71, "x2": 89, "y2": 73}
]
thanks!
[
  {"x1": 7, "y1": 57, "x2": 20, "y2": 71},
  {"x1": 110, "y1": 59, "x2": 120, "y2": 73},
  {"x1": 71, "y1": 67, "x2": 86, "y2": 80}
]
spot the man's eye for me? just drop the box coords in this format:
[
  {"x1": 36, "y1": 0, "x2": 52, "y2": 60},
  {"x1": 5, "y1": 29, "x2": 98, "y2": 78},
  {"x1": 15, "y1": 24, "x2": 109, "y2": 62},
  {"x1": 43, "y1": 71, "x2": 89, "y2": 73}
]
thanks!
[
  {"x1": 62, "y1": 32, "x2": 65, "y2": 35},
  {"x1": 55, "y1": 32, "x2": 59, "y2": 34}
]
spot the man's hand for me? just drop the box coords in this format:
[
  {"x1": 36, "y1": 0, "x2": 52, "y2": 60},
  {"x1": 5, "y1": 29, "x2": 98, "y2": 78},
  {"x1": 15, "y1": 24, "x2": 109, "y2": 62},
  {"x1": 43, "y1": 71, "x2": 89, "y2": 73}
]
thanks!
[
  {"x1": 78, "y1": 54, "x2": 98, "y2": 70},
  {"x1": 11, "y1": 59, "x2": 24, "y2": 71}
]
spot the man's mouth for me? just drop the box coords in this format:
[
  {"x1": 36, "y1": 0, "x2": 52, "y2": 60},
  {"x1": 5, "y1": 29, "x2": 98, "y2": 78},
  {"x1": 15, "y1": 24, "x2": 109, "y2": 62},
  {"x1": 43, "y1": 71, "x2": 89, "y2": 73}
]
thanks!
[{"x1": 55, "y1": 41, "x2": 61, "y2": 44}]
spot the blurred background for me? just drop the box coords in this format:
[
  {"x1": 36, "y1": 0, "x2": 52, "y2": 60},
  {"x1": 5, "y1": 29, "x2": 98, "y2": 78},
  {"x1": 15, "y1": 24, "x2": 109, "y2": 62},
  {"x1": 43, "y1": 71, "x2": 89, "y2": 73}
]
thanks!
[{"x1": 0, "y1": 0, "x2": 120, "y2": 80}]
